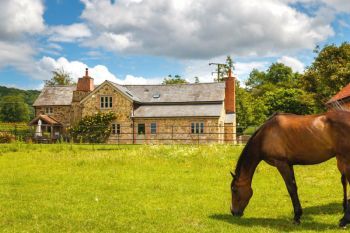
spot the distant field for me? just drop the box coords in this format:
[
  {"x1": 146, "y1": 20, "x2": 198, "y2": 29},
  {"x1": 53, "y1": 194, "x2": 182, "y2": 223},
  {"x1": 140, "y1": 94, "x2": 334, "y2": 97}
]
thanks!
[{"x1": 0, "y1": 144, "x2": 345, "y2": 232}]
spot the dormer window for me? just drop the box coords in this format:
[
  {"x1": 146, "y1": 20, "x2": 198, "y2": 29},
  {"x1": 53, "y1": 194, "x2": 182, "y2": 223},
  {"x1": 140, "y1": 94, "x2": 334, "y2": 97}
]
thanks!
[
  {"x1": 45, "y1": 107, "x2": 53, "y2": 115},
  {"x1": 100, "y1": 96, "x2": 113, "y2": 109}
]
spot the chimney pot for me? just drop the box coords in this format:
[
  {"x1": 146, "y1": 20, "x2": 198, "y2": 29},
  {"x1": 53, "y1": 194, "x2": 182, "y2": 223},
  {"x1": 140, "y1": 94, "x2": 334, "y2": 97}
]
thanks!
[{"x1": 85, "y1": 68, "x2": 89, "y2": 77}]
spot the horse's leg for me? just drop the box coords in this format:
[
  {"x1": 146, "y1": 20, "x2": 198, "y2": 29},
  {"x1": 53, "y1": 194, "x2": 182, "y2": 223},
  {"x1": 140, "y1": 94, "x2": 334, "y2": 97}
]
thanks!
[
  {"x1": 339, "y1": 165, "x2": 350, "y2": 228},
  {"x1": 337, "y1": 159, "x2": 348, "y2": 212},
  {"x1": 275, "y1": 161, "x2": 302, "y2": 224},
  {"x1": 341, "y1": 174, "x2": 347, "y2": 213}
]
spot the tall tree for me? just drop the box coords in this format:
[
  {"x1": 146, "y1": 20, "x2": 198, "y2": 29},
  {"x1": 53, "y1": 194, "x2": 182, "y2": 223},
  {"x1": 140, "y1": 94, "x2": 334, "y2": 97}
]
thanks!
[
  {"x1": 301, "y1": 43, "x2": 350, "y2": 111},
  {"x1": 162, "y1": 75, "x2": 188, "y2": 84},
  {"x1": 45, "y1": 68, "x2": 74, "y2": 86},
  {"x1": 263, "y1": 88, "x2": 315, "y2": 116},
  {"x1": 0, "y1": 96, "x2": 30, "y2": 122}
]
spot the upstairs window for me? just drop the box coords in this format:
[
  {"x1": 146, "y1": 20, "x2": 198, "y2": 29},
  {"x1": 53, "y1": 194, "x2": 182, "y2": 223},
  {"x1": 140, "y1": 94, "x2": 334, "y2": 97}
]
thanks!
[
  {"x1": 191, "y1": 122, "x2": 204, "y2": 134},
  {"x1": 45, "y1": 107, "x2": 53, "y2": 115},
  {"x1": 100, "y1": 96, "x2": 113, "y2": 109},
  {"x1": 150, "y1": 123, "x2": 157, "y2": 134}
]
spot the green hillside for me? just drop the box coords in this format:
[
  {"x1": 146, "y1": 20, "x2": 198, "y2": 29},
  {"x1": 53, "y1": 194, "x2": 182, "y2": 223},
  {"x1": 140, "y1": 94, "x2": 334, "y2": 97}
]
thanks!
[
  {"x1": 0, "y1": 86, "x2": 40, "y2": 121},
  {"x1": 0, "y1": 86, "x2": 40, "y2": 106}
]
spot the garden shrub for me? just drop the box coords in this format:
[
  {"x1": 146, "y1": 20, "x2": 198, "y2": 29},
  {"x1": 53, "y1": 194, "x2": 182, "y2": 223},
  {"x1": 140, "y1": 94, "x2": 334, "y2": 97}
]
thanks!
[
  {"x1": 69, "y1": 112, "x2": 116, "y2": 143},
  {"x1": 0, "y1": 132, "x2": 15, "y2": 143}
]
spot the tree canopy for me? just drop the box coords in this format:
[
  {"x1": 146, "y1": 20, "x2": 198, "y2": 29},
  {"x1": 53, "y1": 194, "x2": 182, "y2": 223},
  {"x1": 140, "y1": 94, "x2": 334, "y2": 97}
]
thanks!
[
  {"x1": 162, "y1": 75, "x2": 188, "y2": 85},
  {"x1": 0, "y1": 96, "x2": 30, "y2": 122},
  {"x1": 45, "y1": 68, "x2": 74, "y2": 86},
  {"x1": 301, "y1": 42, "x2": 350, "y2": 111}
]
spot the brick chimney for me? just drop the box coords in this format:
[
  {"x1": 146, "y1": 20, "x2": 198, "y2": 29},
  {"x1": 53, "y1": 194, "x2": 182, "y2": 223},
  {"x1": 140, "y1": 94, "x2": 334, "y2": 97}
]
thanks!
[
  {"x1": 76, "y1": 68, "x2": 94, "y2": 92},
  {"x1": 225, "y1": 69, "x2": 236, "y2": 113}
]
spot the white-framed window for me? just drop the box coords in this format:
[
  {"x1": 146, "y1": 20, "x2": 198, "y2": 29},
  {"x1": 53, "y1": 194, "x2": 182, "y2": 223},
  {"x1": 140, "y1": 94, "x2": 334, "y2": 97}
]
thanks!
[
  {"x1": 100, "y1": 96, "x2": 113, "y2": 109},
  {"x1": 191, "y1": 122, "x2": 204, "y2": 134},
  {"x1": 45, "y1": 107, "x2": 53, "y2": 114},
  {"x1": 112, "y1": 123, "x2": 121, "y2": 135},
  {"x1": 150, "y1": 123, "x2": 157, "y2": 134}
]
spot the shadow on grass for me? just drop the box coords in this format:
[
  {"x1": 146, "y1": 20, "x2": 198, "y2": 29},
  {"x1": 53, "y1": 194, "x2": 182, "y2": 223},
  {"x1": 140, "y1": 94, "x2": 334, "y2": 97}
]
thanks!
[{"x1": 209, "y1": 202, "x2": 343, "y2": 231}]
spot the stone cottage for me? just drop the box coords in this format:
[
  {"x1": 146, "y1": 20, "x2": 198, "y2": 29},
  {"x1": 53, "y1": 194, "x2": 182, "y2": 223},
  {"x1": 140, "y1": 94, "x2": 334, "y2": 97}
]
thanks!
[{"x1": 31, "y1": 68, "x2": 237, "y2": 144}]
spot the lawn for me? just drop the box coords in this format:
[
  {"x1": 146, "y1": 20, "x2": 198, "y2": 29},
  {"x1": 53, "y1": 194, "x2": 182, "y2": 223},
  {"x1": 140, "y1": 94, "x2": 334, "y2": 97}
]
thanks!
[{"x1": 0, "y1": 143, "x2": 345, "y2": 232}]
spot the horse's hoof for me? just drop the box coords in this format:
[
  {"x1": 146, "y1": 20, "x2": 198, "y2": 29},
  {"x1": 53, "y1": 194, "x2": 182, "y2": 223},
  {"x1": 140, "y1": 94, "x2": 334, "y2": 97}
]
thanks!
[
  {"x1": 293, "y1": 219, "x2": 301, "y2": 225},
  {"x1": 339, "y1": 219, "x2": 347, "y2": 228}
]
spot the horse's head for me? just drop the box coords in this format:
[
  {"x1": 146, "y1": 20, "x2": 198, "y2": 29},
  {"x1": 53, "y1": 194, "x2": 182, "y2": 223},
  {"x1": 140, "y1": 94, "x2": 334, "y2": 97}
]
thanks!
[{"x1": 230, "y1": 172, "x2": 253, "y2": 217}]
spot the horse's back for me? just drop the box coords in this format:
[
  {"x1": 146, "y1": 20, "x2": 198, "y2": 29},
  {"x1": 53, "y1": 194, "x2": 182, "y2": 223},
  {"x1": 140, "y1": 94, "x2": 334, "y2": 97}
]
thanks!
[{"x1": 258, "y1": 112, "x2": 336, "y2": 165}]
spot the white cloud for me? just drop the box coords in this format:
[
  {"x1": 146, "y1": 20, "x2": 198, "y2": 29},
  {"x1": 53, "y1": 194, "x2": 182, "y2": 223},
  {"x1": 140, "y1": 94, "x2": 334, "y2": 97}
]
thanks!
[
  {"x1": 0, "y1": 41, "x2": 35, "y2": 71},
  {"x1": 34, "y1": 56, "x2": 161, "y2": 85},
  {"x1": 0, "y1": 0, "x2": 45, "y2": 40},
  {"x1": 0, "y1": 0, "x2": 45, "y2": 76},
  {"x1": 235, "y1": 62, "x2": 269, "y2": 79},
  {"x1": 48, "y1": 23, "x2": 92, "y2": 42},
  {"x1": 80, "y1": 0, "x2": 334, "y2": 59},
  {"x1": 277, "y1": 56, "x2": 305, "y2": 73},
  {"x1": 184, "y1": 57, "x2": 268, "y2": 83},
  {"x1": 123, "y1": 75, "x2": 162, "y2": 84}
]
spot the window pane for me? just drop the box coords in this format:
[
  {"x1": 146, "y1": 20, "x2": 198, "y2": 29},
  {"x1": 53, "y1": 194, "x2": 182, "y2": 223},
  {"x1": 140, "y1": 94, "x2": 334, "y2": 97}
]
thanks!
[
  {"x1": 151, "y1": 123, "x2": 156, "y2": 134},
  {"x1": 200, "y1": 122, "x2": 204, "y2": 134},
  {"x1": 117, "y1": 124, "x2": 121, "y2": 134},
  {"x1": 109, "y1": 97, "x2": 113, "y2": 108},
  {"x1": 191, "y1": 123, "x2": 195, "y2": 134},
  {"x1": 138, "y1": 124, "x2": 145, "y2": 135},
  {"x1": 104, "y1": 97, "x2": 108, "y2": 108},
  {"x1": 112, "y1": 124, "x2": 116, "y2": 134},
  {"x1": 196, "y1": 123, "x2": 199, "y2": 134},
  {"x1": 101, "y1": 97, "x2": 104, "y2": 108}
]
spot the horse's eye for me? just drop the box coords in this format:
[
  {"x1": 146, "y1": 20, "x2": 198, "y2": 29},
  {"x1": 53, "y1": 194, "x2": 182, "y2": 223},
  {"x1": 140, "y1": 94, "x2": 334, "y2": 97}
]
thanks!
[{"x1": 231, "y1": 187, "x2": 238, "y2": 194}]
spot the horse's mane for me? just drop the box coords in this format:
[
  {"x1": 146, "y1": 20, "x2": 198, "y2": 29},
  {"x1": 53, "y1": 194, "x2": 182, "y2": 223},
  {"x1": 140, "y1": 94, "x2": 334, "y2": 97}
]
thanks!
[{"x1": 233, "y1": 112, "x2": 284, "y2": 179}]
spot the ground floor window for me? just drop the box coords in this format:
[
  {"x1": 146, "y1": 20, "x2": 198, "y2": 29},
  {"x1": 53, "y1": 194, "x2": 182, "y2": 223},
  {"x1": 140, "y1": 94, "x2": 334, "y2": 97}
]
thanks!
[
  {"x1": 150, "y1": 123, "x2": 157, "y2": 134},
  {"x1": 112, "y1": 123, "x2": 121, "y2": 135},
  {"x1": 138, "y1": 123, "x2": 145, "y2": 135},
  {"x1": 191, "y1": 122, "x2": 204, "y2": 134}
]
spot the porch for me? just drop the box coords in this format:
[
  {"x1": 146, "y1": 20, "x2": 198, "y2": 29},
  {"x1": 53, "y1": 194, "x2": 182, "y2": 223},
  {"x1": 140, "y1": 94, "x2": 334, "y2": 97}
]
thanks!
[{"x1": 29, "y1": 115, "x2": 64, "y2": 143}]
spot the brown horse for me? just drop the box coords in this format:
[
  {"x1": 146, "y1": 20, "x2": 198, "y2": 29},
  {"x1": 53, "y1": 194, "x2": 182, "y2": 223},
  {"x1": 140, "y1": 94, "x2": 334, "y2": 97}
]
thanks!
[{"x1": 230, "y1": 111, "x2": 350, "y2": 227}]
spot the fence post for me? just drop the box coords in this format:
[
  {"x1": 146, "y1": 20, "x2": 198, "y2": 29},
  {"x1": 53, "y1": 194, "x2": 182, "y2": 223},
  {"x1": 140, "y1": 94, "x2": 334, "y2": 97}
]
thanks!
[
  {"x1": 14, "y1": 124, "x2": 18, "y2": 139},
  {"x1": 171, "y1": 125, "x2": 174, "y2": 144},
  {"x1": 197, "y1": 131, "x2": 199, "y2": 145}
]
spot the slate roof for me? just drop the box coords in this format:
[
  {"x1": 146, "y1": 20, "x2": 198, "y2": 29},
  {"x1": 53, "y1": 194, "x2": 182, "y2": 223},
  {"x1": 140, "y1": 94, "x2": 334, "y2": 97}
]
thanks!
[
  {"x1": 33, "y1": 85, "x2": 76, "y2": 106},
  {"x1": 133, "y1": 104, "x2": 223, "y2": 118},
  {"x1": 123, "y1": 82, "x2": 225, "y2": 103},
  {"x1": 109, "y1": 82, "x2": 141, "y2": 102},
  {"x1": 33, "y1": 82, "x2": 226, "y2": 115},
  {"x1": 327, "y1": 83, "x2": 350, "y2": 104}
]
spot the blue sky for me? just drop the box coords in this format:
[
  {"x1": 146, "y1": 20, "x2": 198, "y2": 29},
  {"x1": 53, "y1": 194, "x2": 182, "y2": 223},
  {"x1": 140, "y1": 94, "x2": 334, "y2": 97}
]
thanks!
[{"x1": 0, "y1": 0, "x2": 350, "y2": 89}]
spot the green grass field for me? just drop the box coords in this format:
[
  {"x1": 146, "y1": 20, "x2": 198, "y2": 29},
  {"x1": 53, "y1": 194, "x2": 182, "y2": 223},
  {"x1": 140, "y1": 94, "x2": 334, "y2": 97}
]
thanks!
[{"x1": 0, "y1": 144, "x2": 346, "y2": 232}]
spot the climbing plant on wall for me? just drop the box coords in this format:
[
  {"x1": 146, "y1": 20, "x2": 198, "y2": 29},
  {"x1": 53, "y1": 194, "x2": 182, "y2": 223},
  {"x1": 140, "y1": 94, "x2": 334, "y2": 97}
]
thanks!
[{"x1": 69, "y1": 112, "x2": 116, "y2": 143}]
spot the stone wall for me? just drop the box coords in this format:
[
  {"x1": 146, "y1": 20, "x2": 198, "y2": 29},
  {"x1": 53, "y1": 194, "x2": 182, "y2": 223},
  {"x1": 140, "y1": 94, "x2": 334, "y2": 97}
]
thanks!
[
  {"x1": 82, "y1": 83, "x2": 134, "y2": 143},
  {"x1": 107, "y1": 117, "x2": 222, "y2": 144},
  {"x1": 35, "y1": 105, "x2": 71, "y2": 127}
]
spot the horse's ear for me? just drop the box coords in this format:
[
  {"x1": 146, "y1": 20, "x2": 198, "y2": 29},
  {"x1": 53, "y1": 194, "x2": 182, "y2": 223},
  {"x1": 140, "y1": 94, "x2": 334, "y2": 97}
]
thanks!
[{"x1": 230, "y1": 171, "x2": 235, "y2": 178}]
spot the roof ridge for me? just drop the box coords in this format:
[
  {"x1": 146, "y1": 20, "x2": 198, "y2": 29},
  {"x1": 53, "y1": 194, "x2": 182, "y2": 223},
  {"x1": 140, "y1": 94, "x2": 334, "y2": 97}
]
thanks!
[{"x1": 123, "y1": 82, "x2": 224, "y2": 87}]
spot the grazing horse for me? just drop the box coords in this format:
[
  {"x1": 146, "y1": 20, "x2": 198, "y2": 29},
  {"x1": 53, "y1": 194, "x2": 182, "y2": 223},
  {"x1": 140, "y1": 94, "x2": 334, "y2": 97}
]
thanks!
[{"x1": 230, "y1": 111, "x2": 350, "y2": 227}]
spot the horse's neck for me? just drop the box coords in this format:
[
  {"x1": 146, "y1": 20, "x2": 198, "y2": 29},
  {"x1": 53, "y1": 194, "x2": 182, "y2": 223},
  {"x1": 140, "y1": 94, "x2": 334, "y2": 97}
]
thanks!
[{"x1": 236, "y1": 152, "x2": 261, "y2": 186}]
